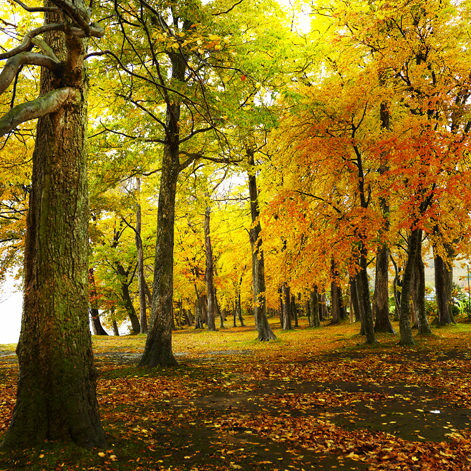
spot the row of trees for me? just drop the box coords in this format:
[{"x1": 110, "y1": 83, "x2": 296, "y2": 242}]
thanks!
[{"x1": 0, "y1": 0, "x2": 470, "y2": 449}]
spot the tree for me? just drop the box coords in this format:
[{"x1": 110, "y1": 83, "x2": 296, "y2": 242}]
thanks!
[{"x1": 0, "y1": 0, "x2": 105, "y2": 448}]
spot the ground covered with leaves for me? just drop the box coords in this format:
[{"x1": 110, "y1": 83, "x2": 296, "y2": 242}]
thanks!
[{"x1": 1, "y1": 320, "x2": 471, "y2": 470}]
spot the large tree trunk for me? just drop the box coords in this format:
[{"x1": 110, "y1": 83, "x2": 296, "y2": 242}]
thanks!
[
  {"x1": 247, "y1": 149, "x2": 276, "y2": 341},
  {"x1": 374, "y1": 245, "x2": 395, "y2": 333},
  {"x1": 204, "y1": 206, "x2": 217, "y2": 331},
  {"x1": 135, "y1": 178, "x2": 148, "y2": 334},
  {"x1": 2, "y1": 3, "x2": 105, "y2": 448}
]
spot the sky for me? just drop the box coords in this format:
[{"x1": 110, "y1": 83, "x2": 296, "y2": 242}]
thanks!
[{"x1": 0, "y1": 281, "x2": 22, "y2": 345}]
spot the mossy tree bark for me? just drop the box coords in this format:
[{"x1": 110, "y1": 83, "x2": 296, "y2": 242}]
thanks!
[{"x1": 1, "y1": 1, "x2": 105, "y2": 449}]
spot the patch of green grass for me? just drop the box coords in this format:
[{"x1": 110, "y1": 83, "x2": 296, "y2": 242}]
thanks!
[{"x1": 0, "y1": 344, "x2": 16, "y2": 352}]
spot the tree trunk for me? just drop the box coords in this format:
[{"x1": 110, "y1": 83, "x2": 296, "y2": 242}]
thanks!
[
  {"x1": 310, "y1": 285, "x2": 320, "y2": 327},
  {"x1": 112, "y1": 320, "x2": 120, "y2": 336},
  {"x1": 331, "y1": 280, "x2": 345, "y2": 324},
  {"x1": 115, "y1": 262, "x2": 140, "y2": 334},
  {"x1": 374, "y1": 245, "x2": 395, "y2": 333},
  {"x1": 357, "y1": 246, "x2": 377, "y2": 344},
  {"x1": 434, "y1": 246, "x2": 454, "y2": 326},
  {"x1": 399, "y1": 229, "x2": 421, "y2": 345},
  {"x1": 204, "y1": 206, "x2": 217, "y2": 331},
  {"x1": 2, "y1": 3, "x2": 105, "y2": 448},
  {"x1": 140, "y1": 49, "x2": 185, "y2": 366},
  {"x1": 415, "y1": 240, "x2": 432, "y2": 335},
  {"x1": 89, "y1": 268, "x2": 108, "y2": 336},
  {"x1": 292, "y1": 295, "x2": 299, "y2": 328},
  {"x1": 350, "y1": 276, "x2": 361, "y2": 323},
  {"x1": 135, "y1": 177, "x2": 148, "y2": 334},
  {"x1": 247, "y1": 149, "x2": 276, "y2": 341},
  {"x1": 281, "y1": 283, "x2": 293, "y2": 330}
]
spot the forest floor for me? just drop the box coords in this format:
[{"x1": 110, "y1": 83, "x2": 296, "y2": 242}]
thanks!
[{"x1": 1, "y1": 319, "x2": 471, "y2": 470}]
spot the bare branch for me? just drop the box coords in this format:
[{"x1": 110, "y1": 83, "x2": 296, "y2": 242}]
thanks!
[
  {"x1": 212, "y1": 0, "x2": 245, "y2": 16},
  {"x1": 0, "y1": 24, "x2": 65, "y2": 60},
  {"x1": 0, "y1": 87, "x2": 77, "y2": 137},
  {"x1": 13, "y1": 0, "x2": 58, "y2": 12},
  {"x1": 0, "y1": 52, "x2": 61, "y2": 95}
]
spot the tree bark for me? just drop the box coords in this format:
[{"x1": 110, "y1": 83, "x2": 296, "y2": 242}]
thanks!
[
  {"x1": 309, "y1": 285, "x2": 320, "y2": 327},
  {"x1": 415, "y1": 240, "x2": 432, "y2": 335},
  {"x1": 89, "y1": 268, "x2": 108, "y2": 336},
  {"x1": 247, "y1": 149, "x2": 276, "y2": 341},
  {"x1": 357, "y1": 245, "x2": 377, "y2": 344},
  {"x1": 135, "y1": 177, "x2": 148, "y2": 333},
  {"x1": 140, "y1": 49, "x2": 185, "y2": 366},
  {"x1": 1, "y1": 3, "x2": 105, "y2": 448},
  {"x1": 399, "y1": 229, "x2": 420, "y2": 345},
  {"x1": 434, "y1": 245, "x2": 454, "y2": 326},
  {"x1": 140, "y1": 145, "x2": 180, "y2": 366},
  {"x1": 204, "y1": 206, "x2": 217, "y2": 331},
  {"x1": 374, "y1": 245, "x2": 395, "y2": 333},
  {"x1": 281, "y1": 283, "x2": 293, "y2": 330},
  {"x1": 115, "y1": 262, "x2": 140, "y2": 334}
]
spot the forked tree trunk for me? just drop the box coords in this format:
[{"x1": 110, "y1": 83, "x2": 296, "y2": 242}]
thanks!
[
  {"x1": 89, "y1": 268, "x2": 108, "y2": 336},
  {"x1": 2, "y1": 3, "x2": 105, "y2": 448}
]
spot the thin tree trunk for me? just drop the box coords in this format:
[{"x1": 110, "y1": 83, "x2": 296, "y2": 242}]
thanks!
[
  {"x1": 350, "y1": 276, "x2": 361, "y2": 323},
  {"x1": 135, "y1": 178, "x2": 148, "y2": 334},
  {"x1": 374, "y1": 245, "x2": 395, "y2": 333},
  {"x1": 358, "y1": 246, "x2": 377, "y2": 344},
  {"x1": 399, "y1": 229, "x2": 420, "y2": 345},
  {"x1": 204, "y1": 206, "x2": 217, "y2": 331},
  {"x1": 434, "y1": 246, "x2": 454, "y2": 325},
  {"x1": 89, "y1": 268, "x2": 108, "y2": 336},
  {"x1": 115, "y1": 262, "x2": 140, "y2": 334},
  {"x1": 415, "y1": 240, "x2": 432, "y2": 335},
  {"x1": 247, "y1": 149, "x2": 276, "y2": 341},
  {"x1": 140, "y1": 47, "x2": 186, "y2": 366},
  {"x1": 140, "y1": 143, "x2": 180, "y2": 366},
  {"x1": 310, "y1": 285, "x2": 320, "y2": 327},
  {"x1": 282, "y1": 283, "x2": 293, "y2": 330},
  {"x1": 2, "y1": 3, "x2": 105, "y2": 448}
]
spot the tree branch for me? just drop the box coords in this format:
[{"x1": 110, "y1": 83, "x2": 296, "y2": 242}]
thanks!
[
  {"x1": 0, "y1": 87, "x2": 76, "y2": 137},
  {"x1": 0, "y1": 24, "x2": 65, "y2": 60},
  {"x1": 13, "y1": 0, "x2": 58, "y2": 12},
  {"x1": 0, "y1": 52, "x2": 61, "y2": 95}
]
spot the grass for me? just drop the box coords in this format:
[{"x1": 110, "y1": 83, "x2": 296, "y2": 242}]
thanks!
[{"x1": 1, "y1": 317, "x2": 471, "y2": 470}]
